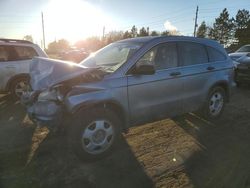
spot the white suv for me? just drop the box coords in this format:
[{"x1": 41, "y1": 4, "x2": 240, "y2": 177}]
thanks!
[{"x1": 0, "y1": 39, "x2": 47, "y2": 99}]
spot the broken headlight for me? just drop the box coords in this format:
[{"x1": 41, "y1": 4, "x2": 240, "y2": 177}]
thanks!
[{"x1": 38, "y1": 88, "x2": 64, "y2": 102}]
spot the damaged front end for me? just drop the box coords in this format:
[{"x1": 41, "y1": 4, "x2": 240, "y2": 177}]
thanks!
[
  {"x1": 22, "y1": 87, "x2": 64, "y2": 129},
  {"x1": 22, "y1": 57, "x2": 107, "y2": 129}
]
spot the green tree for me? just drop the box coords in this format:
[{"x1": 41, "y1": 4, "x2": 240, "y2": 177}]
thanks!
[
  {"x1": 235, "y1": 9, "x2": 250, "y2": 29},
  {"x1": 105, "y1": 31, "x2": 124, "y2": 44},
  {"x1": 161, "y1": 30, "x2": 180, "y2": 36},
  {"x1": 47, "y1": 39, "x2": 70, "y2": 54},
  {"x1": 75, "y1": 37, "x2": 103, "y2": 52},
  {"x1": 23, "y1": 35, "x2": 33, "y2": 42},
  {"x1": 161, "y1": 31, "x2": 170, "y2": 36},
  {"x1": 131, "y1": 25, "x2": 138, "y2": 37},
  {"x1": 208, "y1": 8, "x2": 234, "y2": 46},
  {"x1": 197, "y1": 21, "x2": 207, "y2": 38},
  {"x1": 150, "y1": 31, "x2": 159, "y2": 36},
  {"x1": 235, "y1": 22, "x2": 250, "y2": 46},
  {"x1": 234, "y1": 9, "x2": 250, "y2": 46},
  {"x1": 139, "y1": 27, "x2": 148, "y2": 36},
  {"x1": 123, "y1": 30, "x2": 132, "y2": 39}
]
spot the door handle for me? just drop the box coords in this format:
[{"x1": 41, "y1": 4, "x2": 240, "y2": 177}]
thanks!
[
  {"x1": 6, "y1": 66, "x2": 15, "y2": 68},
  {"x1": 170, "y1": 72, "x2": 181, "y2": 76},
  {"x1": 207, "y1": 66, "x2": 215, "y2": 71}
]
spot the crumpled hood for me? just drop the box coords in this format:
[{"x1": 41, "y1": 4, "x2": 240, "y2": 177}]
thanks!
[{"x1": 30, "y1": 57, "x2": 101, "y2": 90}]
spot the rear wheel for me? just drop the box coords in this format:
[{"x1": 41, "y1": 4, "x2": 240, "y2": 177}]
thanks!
[
  {"x1": 10, "y1": 77, "x2": 30, "y2": 100},
  {"x1": 202, "y1": 87, "x2": 226, "y2": 120},
  {"x1": 68, "y1": 107, "x2": 122, "y2": 161}
]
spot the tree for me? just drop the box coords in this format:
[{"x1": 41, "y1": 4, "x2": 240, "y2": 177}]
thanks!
[
  {"x1": 131, "y1": 25, "x2": 138, "y2": 37},
  {"x1": 75, "y1": 37, "x2": 103, "y2": 52},
  {"x1": 47, "y1": 39, "x2": 70, "y2": 54},
  {"x1": 123, "y1": 31, "x2": 132, "y2": 39},
  {"x1": 235, "y1": 22, "x2": 250, "y2": 46},
  {"x1": 139, "y1": 27, "x2": 148, "y2": 36},
  {"x1": 234, "y1": 9, "x2": 250, "y2": 46},
  {"x1": 161, "y1": 30, "x2": 180, "y2": 36},
  {"x1": 105, "y1": 31, "x2": 124, "y2": 44},
  {"x1": 208, "y1": 8, "x2": 234, "y2": 46},
  {"x1": 161, "y1": 31, "x2": 170, "y2": 36},
  {"x1": 235, "y1": 9, "x2": 250, "y2": 29},
  {"x1": 150, "y1": 31, "x2": 160, "y2": 36},
  {"x1": 197, "y1": 21, "x2": 207, "y2": 38},
  {"x1": 23, "y1": 35, "x2": 33, "y2": 42}
]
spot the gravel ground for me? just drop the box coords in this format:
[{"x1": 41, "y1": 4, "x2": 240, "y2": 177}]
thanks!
[{"x1": 0, "y1": 86, "x2": 250, "y2": 188}]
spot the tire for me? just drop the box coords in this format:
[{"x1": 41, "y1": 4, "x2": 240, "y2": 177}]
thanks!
[
  {"x1": 202, "y1": 86, "x2": 226, "y2": 120},
  {"x1": 68, "y1": 107, "x2": 122, "y2": 161},
  {"x1": 10, "y1": 77, "x2": 30, "y2": 100}
]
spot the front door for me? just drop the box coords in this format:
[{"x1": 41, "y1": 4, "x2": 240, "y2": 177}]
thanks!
[{"x1": 127, "y1": 42, "x2": 183, "y2": 125}]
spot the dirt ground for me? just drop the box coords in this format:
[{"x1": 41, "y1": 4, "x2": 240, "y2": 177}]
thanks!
[{"x1": 0, "y1": 87, "x2": 250, "y2": 188}]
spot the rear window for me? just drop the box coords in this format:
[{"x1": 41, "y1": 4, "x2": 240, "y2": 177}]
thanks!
[
  {"x1": 207, "y1": 46, "x2": 226, "y2": 62},
  {"x1": 13, "y1": 46, "x2": 38, "y2": 60},
  {"x1": 0, "y1": 45, "x2": 38, "y2": 62},
  {"x1": 178, "y1": 42, "x2": 208, "y2": 66}
]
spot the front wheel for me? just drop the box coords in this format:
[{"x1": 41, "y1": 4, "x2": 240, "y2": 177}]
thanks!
[
  {"x1": 68, "y1": 108, "x2": 122, "y2": 161},
  {"x1": 202, "y1": 87, "x2": 226, "y2": 120}
]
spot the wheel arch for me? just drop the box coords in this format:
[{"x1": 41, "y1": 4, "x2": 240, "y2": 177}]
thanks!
[
  {"x1": 72, "y1": 100, "x2": 128, "y2": 132},
  {"x1": 6, "y1": 73, "x2": 30, "y2": 91},
  {"x1": 209, "y1": 81, "x2": 230, "y2": 102}
]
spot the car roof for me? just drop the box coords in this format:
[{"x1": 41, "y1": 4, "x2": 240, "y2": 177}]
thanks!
[
  {"x1": 0, "y1": 38, "x2": 33, "y2": 44},
  {"x1": 117, "y1": 36, "x2": 222, "y2": 48}
]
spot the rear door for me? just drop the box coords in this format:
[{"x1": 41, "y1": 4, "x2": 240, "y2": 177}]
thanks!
[
  {"x1": 0, "y1": 45, "x2": 19, "y2": 91},
  {"x1": 127, "y1": 42, "x2": 184, "y2": 125},
  {"x1": 177, "y1": 42, "x2": 214, "y2": 113},
  {"x1": 0, "y1": 45, "x2": 38, "y2": 91},
  {"x1": 12, "y1": 45, "x2": 38, "y2": 73}
]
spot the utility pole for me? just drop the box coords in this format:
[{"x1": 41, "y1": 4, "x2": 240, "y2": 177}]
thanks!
[
  {"x1": 102, "y1": 26, "x2": 105, "y2": 39},
  {"x1": 193, "y1": 6, "x2": 199, "y2": 37},
  {"x1": 41, "y1": 12, "x2": 46, "y2": 50}
]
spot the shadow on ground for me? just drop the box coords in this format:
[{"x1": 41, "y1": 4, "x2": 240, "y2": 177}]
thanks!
[
  {"x1": 0, "y1": 95, "x2": 153, "y2": 188},
  {"x1": 173, "y1": 86, "x2": 250, "y2": 188}
]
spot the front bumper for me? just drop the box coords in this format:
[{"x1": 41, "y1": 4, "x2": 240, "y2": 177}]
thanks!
[
  {"x1": 21, "y1": 91, "x2": 63, "y2": 128},
  {"x1": 26, "y1": 100, "x2": 63, "y2": 128}
]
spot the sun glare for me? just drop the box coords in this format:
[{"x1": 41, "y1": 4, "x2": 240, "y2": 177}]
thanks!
[{"x1": 44, "y1": 0, "x2": 113, "y2": 43}]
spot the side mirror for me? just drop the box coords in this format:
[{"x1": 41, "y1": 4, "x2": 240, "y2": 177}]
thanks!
[{"x1": 134, "y1": 62, "x2": 155, "y2": 75}]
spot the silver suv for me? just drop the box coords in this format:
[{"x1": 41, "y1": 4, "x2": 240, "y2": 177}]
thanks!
[
  {"x1": 22, "y1": 36, "x2": 234, "y2": 160},
  {"x1": 0, "y1": 39, "x2": 47, "y2": 98}
]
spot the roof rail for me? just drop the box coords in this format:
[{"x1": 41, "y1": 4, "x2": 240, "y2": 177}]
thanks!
[{"x1": 0, "y1": 38, "x2": 33, "y2": 44}]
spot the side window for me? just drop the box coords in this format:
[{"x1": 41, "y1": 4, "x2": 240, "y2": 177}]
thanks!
[
  {"x1": 0, "y1": 46, "x2": 9, "y2": 62},
  {"x1": 13, "y1": 46, "x2": 38, "y2": 60},
  {"x1": 178, "y1": 42, "x2": 208, "y2": 66},
  {"x1": 137, "y1": 42, "x2": 178, "y2": 70},
  {"x1": 207, "y1": 46, "x2": 226, "y2": 62}
]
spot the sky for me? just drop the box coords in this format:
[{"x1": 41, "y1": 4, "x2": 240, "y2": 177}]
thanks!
[{"x1": 0, "y1": 0, "x2": 249, "y2": 47}]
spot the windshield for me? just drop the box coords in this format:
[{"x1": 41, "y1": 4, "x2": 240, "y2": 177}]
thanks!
[
  {"x1": 80, "y1": 42, "x2": 142, "y2": 72},
  {"x1": 236, "y1": 45, "x2": 250, "y2": 52}
]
